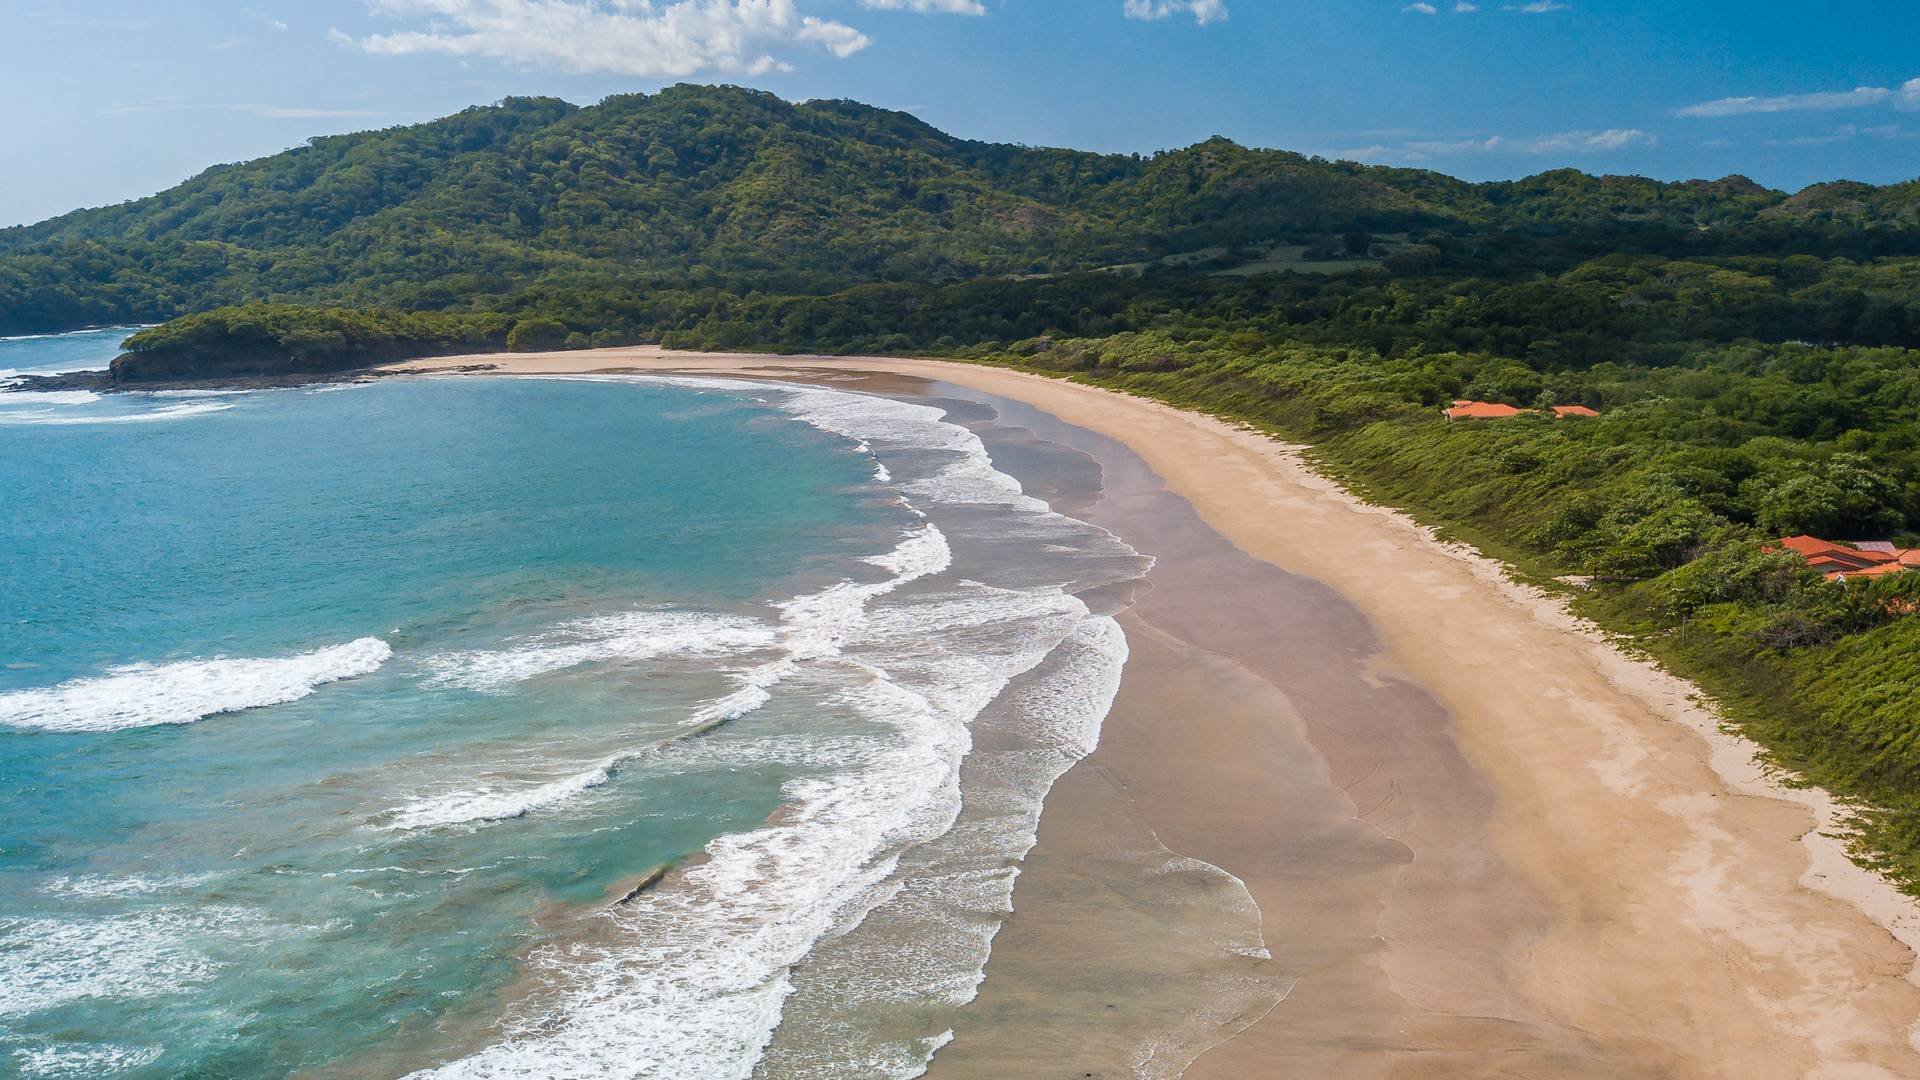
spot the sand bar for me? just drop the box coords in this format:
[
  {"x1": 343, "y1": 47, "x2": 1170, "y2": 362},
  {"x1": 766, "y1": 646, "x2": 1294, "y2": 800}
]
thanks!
[{"x1": 386, "y1": 348, "x2": 1920, "y2": 1077}]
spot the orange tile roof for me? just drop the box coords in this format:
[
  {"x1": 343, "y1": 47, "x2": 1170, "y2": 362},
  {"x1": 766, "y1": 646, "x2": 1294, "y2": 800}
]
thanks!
[
  {"x1": 1781, "y1": 530, "x2": 1920, "y2": 576},
  {"x1": 1854, "y1": 563, "x2": 1912, "y2": 577},
  {"x1": 1808, "y1": 555, "x2": 1864, "y2": 569},
  {"x1": 1782, "y1": 535, "x2": 1918, "y2": 580},
  {"x1": 1551, "y1": 405, "x2": 1600, "y2": 417},
  {"x1": 1447, "y1": 401, "x2": 1526, "y2": 420},
  {"x1": 1777, "y1": 535, "x2": 1860, "y2": 558}
]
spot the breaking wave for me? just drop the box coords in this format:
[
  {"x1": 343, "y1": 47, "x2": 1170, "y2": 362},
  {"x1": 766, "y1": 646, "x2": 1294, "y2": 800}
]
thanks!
[
  {"x1": 0, "y1": 638, "x2": 392, "y2": 734},
  {"x1": 0, "y1": 401, "x2": 233, "y2": 426}
]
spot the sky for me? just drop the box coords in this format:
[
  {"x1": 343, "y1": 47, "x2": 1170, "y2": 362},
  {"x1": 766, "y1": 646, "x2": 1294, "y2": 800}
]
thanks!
[{"x1": 3, "y1": 0, "x2": 1918, "y2": 228}]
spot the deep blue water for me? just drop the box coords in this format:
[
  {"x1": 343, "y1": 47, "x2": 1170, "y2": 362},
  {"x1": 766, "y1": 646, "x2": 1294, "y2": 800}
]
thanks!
[{"x1": 0, "y1": 342, "x2": 1146, "y2": 1079}]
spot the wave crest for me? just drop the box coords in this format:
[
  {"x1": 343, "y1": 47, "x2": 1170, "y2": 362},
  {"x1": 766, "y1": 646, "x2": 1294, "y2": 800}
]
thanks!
[
  {"x1": 0, "y1": 638, "x2": 392, "y2": 734},
  {"x1": 420, "y1": 611, "x2": 775, "y2": 694}
]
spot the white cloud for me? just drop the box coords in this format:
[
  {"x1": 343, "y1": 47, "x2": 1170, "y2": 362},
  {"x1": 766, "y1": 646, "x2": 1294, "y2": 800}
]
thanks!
[
  {"x1": 1759, "y1": 123, "x2": 1920, "y2": 147},
  {"x1": 860, "y1": 0, "x2": 985, "y2": 12},
  {"x1": 1506, "y1": 1, "x2": 1567, "y2": 10},
  {"x1": 1334, "y1": 127, "x2": 1654, "y2": 162},
  {"x1": 1674, "y1": 77, "x2": 1920, "y2": 118},
  {"x1": 341, "y1": 0, "x2": 872, "y2": 78},
  {"x1": 1404, "y1": 2, "x2": 1437, "y2": 13},
  {"x1": 1122, "y1": 0, "x2": 1228, "y2": 26}
]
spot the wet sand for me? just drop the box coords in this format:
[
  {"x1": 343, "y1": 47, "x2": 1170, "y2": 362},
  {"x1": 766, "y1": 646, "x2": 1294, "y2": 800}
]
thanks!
[{"x1": 386, "y1": 349, "x2": 1920, "y2": 1077}]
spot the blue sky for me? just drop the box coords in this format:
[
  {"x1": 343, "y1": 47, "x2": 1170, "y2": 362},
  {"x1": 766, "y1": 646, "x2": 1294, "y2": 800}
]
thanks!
[{"x1": 4, "y1": 0, "x2": 1917, "y2": 227}]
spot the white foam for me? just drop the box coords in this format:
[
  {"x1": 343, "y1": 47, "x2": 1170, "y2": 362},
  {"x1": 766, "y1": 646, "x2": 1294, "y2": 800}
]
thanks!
[
  {"x1": 12, "y1": 1043, "x2": 164, "y2": 1078},
  {"x1": 0, "y1": 638, "x2": 392, "y2": 734},
  {"x1": 543, "y1": 375, "x2": 1044, "y2": 512},
  {"x1": 385, "y1": 763, "x2": 619, "y2": 831},
  {"x1": 0, "y1": 906, "x2": 257, "y2": 1019},
  {"x1": 421, "y1": 611, "x2": 775, "y2": 693},
  {"x1": 140, "y1": 389, "x2": 253, "y2": 398},
  {"x1": 41, "y1": 874, "x2": 220, "y2": 900},
  {"x1": 389, "y1": 526, "x2": 952, "y2": 831},
  {"x1": 406, "y1": 583, "x2": 1099, "y2": 1079},
  {"x1": 0, "y1": 401, "x2": 233, "y2": 426},
  {"x1": 776, "y1": 385, "x2": 1048, "y2": 512},
  {"x1": 0, "y1": 326, "x2": 147, "y2": 344},
  {"x1": 0, "y1": 390, "x2": 100, "y2": 407},
  {"x1": 675, "y1": 524, "x2": 951, "y2": 729}
]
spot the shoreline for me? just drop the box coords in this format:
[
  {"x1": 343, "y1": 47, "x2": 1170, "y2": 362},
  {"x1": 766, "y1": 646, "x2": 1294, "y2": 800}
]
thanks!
[{"x1": 388, "y1": 348, "x2": 1920, "y2": 1075}]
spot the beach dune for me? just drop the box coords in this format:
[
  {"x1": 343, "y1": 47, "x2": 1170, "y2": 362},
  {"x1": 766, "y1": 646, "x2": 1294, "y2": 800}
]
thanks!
[{"x1": 388, "y1": 348, "x2": 1920, "y2": 1078}]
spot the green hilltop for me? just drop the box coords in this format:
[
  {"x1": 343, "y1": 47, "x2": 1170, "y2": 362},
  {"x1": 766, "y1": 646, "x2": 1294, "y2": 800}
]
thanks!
[{"x1": 5, "y1": 82, "x2": 1917, "y2": 335}]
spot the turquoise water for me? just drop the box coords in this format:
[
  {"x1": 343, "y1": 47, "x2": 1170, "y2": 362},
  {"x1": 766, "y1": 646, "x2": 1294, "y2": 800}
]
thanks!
[
  {"x1": 0, "y1": 343, "x2": 1149, "y2": 1078},
  {"x1": 0, "y1": 326, "x2": 141, "y2": 384}
]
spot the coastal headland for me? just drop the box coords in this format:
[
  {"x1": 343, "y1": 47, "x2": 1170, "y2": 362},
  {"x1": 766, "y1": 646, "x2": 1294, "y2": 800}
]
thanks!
[{"x1": 386, "y1": 348, "x2": 1920, "y2": 1077}]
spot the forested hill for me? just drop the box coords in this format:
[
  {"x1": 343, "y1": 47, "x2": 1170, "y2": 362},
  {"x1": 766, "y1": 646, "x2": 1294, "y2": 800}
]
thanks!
[{"x1": 5, "y1": 82, "x2": 1918, "y2": 336}]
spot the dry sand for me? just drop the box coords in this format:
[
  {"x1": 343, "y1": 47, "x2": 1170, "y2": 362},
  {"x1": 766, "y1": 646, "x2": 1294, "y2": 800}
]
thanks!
[{"x1": 385, "y1": 348, "x2": 1920, "y2": 1077}]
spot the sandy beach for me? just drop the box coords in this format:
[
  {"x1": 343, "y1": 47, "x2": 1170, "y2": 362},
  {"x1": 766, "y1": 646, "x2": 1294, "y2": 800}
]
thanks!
[{"x1": 386, "y1": 348, "x2": 1920, "y2": 1077}]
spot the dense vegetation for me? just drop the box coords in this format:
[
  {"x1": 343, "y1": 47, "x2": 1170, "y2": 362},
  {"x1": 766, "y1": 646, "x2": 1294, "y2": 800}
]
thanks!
[
  {"x1": 114, "y1": 306, "x2": 515, "y2": 381},
  {"x1": 7, "y1": 83, "x2": 1920, "y2": 337},
  {"x1": 18, "y1": 84, "x2": 1920, "y2": 885}
]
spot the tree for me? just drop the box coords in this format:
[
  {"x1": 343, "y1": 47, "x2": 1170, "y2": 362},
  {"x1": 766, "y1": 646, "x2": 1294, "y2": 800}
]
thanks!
[
  {"x1": 507, "y1": 316, "x2": 567, "y2": 352},
  {"x1": 1752, "y1": 454, "x2": 1904, "y2": 537}
]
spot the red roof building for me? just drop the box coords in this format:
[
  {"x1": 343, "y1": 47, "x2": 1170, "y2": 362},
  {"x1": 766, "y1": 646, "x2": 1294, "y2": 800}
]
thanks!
[
  {"x1": 1443, "y1": 400, "x2": 1602, "y2": 421},
  {"x1": 1773, "y1": 535, "x2": 1917, "y2": 581},
  {"x1": 1446, "y1": 400, "x2": 1526, "y2": 420}
]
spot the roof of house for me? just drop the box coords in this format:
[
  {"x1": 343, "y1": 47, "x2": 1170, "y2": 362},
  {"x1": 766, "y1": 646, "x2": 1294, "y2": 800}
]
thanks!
[
  {"x1": 1447, "y1": 401, "x2": 1526, "y2": 420},
  {"x1": 1777, "y1": 534, "x2": 1865, "y2": 559},
  {"x1": 1778, "y1": 535, "x2": 1919, "y2": 579},
  {"x1": 1808, "y1": 555, "x2": 1870, "y2": 569},
  {"x1": 1551, "y1": 405, "x2": 1600, "y2": 417}
]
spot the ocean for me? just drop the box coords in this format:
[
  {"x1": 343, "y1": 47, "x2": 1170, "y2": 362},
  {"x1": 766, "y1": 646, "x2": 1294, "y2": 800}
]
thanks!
[{"x1": 0, "y1": 332, "x2": 1150, "y2": 1078}]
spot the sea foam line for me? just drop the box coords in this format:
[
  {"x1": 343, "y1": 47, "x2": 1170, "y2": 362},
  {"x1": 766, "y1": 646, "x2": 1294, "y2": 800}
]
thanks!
[
  {"x1": 402, "y1": 585, "x2": 1096, "y2": 1080},
  {"x1": 11, "y1": 1042, "x2": 164, "y2": 1079},
  {"x1": 420, "y1": 611, "x2": 775, "y2": 694},
  {"x1": 612, "y1": 374, "x2": 1049, "y2": 514},
  {"x1": 0, "y1": 905, "x2": 262, "y2": 1019},
  {"x1": 687, "y1": 523, "x2": 952, "y2": 724},
  {"x1": 383, "y1": 525, "x2": 953, "y2": 832},
  {"x1": 0, "y1": 401, "x2": 233, "y2": 426},
  {"x1": 0, "y1": 390, "x2": 100, "y2": 407},
  {"x1": 0, "y1": 638, "x2": 392, "y2": 734}
]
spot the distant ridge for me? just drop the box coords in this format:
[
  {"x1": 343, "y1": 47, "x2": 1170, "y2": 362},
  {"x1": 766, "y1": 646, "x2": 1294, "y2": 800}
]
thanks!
[{"x1": 1, "y1": 83, "x2": 1915, "y2": 335}]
